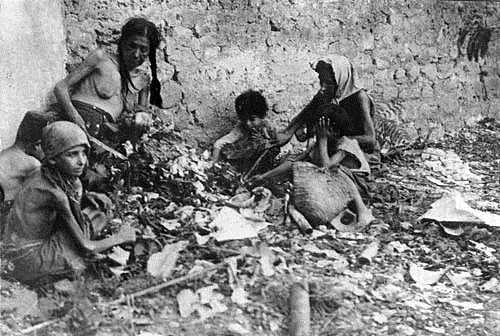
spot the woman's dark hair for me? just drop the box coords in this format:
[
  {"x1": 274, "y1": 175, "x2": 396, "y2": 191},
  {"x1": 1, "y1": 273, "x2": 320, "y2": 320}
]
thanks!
[
  {"x1": 235, "y1": 90, "x2": 268, "y2": 122},
  {"x1": 118, "y1": 17, "x2": 163, "y2": 108}
]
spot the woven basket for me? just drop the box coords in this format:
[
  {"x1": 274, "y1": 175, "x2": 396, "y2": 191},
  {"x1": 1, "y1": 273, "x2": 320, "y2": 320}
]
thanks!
[{"x1": 292, "y1": 161, "x2": 354, "y2": 227}]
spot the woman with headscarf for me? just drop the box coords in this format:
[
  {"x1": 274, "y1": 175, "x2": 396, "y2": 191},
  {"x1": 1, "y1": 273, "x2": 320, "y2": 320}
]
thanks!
[
  {"x1": 2, "y1": 121, "x2": 136, "y2": 286},
  {"x1": 49, "y1": 17, "x2": 163, "y2": 142},
  {"x1": 275, "y1": 55, "x2": 380, "y2": 167},
  {"x1": 249, "y1": 56, "x2": 380, "y2": 197}
]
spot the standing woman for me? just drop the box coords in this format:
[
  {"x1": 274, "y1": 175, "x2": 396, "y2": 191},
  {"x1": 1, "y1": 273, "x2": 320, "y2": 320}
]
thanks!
[{"x1": 51, "y1": 17, "x2": 163, "y2": 141}]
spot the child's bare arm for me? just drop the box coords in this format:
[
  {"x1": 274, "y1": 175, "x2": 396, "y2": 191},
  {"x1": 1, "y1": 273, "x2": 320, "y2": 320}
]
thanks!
[
  {"x1": 316, "y1": 116, "x2": 346, "y2": 168},
  {"x1": 212, "y1": 127, "x2": 243, "y2": 161},
  {"x1": 55, "y1": 190, "x2": 135, "y2": 254}
]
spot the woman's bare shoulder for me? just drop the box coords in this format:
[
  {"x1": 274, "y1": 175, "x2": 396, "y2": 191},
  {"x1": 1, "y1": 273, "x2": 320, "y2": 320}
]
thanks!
[{"x1": 84, "y1": 48, "x2": 114, "y2": 66}]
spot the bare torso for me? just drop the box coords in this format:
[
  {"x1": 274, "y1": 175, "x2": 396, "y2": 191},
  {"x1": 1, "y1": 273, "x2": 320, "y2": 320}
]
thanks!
[{"x1": 71, "y1": 52, "x2": 150, "y2": 121}]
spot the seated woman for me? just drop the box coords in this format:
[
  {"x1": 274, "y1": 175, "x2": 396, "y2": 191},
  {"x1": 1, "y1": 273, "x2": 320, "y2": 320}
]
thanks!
[
  {"x1": 49, "y1": 17, "x2": 163, "y2": 143},
  {"x1": 273, "y1": 55, "x2": 380, "y2": 169},
  {"x1": 212, "y1": 90, "x2": 278, "y2": 174},
  {"x1": 255, "y1": 103, "x2": 375, "y2": 227},
  {"x1": 2, "y1": 121, "x2": 136, "y2": 286}
]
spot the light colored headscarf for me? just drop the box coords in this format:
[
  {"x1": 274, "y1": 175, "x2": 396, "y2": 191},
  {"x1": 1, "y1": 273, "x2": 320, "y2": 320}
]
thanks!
[
  {"x1": 312, "y1": 55, "x2": 362, "y2": 104},
  {"x1": 42, "y1": 121, "x2": 89, "y2": 159}
]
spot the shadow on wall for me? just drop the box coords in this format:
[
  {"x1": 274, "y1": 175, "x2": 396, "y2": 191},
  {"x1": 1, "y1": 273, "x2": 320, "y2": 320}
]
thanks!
[{"x1": 0, "y1": 0, "x2": 66, "y2": 150}]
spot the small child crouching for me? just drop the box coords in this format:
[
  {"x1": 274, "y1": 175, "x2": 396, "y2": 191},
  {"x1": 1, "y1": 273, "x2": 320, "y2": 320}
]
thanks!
[
  {"x1": 212, "y1": 90, "x2": 278, "y2": 174},
  {"x1": 2, "y1": 121, "x2": 136, "y2": 286}
]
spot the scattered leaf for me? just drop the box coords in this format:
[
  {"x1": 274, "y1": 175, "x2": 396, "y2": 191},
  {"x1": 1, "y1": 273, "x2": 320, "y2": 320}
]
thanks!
[
  {"x1": 109, "y1": 266, "x2": 129, "y2": 277},
  {"x1": 108, "y1": 246, "x2": 130, "y2": 266},
  {"x1": 479, "y1": 277, "x2": 499, "y2": 292},
  {"x1": 424, "y1": 326, "x2": 446, "y2": 334},
  {"x1": 447, "y1": 271, "x2": 472, "y2": 287},
  {"x1": 209, "y1": 207, "x2": 270, "y2": 242},
  {"x1": 147, "y1": 240, "x2": 188, "y2": 278},
  {"x1": 231, "y1": 286, "x2": 249, "y2": 306},
  {"x1": 53, "y1": 279, "x2": 77, "y2": 295},
  {"x1": 409, "y1": 263, "x2": 447, "y2": 286},
  {"x1": 372, "y1": 312, "x2": 388, "y2": 324},
  {"x1": 194, "y1": 232, "x2": 211, "y2": 245},
  {"x1": 177, "y1": 289, "x2": 197, "y2": 318},
  {"x1": 159, "y1": 217, "x2": 181, "y2": 231},
  {"x1": 448, "y1": 300, "x2": 484, "y2": 310},
  {"x1": 144, "y1": 192, "x2": 160, "y2": 201}
]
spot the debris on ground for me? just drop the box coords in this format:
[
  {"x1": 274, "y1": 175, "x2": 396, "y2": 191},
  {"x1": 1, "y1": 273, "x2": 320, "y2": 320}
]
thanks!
[{"x1": 1, "y1": 118, "x2": 500, "y2": 335}]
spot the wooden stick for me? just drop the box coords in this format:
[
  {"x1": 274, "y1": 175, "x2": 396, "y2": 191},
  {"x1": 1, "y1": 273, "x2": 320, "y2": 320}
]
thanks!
[
  {"x1": 242, "y1": 147, "x2": 271, "y2": 182},
  {"x1": 289, "y1": 280, "x2": 310, "y2": 336},
  {"x1": 105, "y1": 262, "x2": 225, "y2": 306},
  {"x1": 20, "y1": 320, "x2": 58, "y2": 334},
  {"x1": 288, "y1": 205, "x2": 313, "y2": 234},
  {"x1": 89, "y1": 136, "x2": 128, "y2": 161},
  {"x1": 358, "y1": 241, "x2": 380, "y2": 265}
]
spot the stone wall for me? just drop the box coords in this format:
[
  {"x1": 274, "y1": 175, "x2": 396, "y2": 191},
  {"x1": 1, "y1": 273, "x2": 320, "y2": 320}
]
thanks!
[
  {"x1": 62, "y1": 0, "x2": 500, "y2": 145},
  {"x1": 0, "y1": 0, "x2": 66, "y2": 149}
]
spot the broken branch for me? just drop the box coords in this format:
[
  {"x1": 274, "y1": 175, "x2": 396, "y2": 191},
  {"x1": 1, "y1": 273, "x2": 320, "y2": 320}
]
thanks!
[
  {"x1": 289, "y1": 205, "x2": 313, "y2": 234},
  {"x1": 105, "y1": 262, "x2": 226, "y2": 306},
  {"x1": 358, "y1": 241, "x2": 380, "y2": 265},
  {"x1": 289, "y1": 280, "x2": 310, "y2": 336}
]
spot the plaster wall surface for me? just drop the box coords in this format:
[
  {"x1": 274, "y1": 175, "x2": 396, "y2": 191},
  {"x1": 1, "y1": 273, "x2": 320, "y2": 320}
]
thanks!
[
  {"x1": 0, "y1": 0, "x2": 66, "y2": 149},
  {"x1": 62, "y1": 0, "x2": 500, "y2": 145}
]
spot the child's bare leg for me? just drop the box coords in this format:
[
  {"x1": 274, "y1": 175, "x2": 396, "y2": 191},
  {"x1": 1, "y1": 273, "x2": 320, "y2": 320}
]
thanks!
[{"x1": 343, "y1": 172, "x2": 375, "y2": 227}]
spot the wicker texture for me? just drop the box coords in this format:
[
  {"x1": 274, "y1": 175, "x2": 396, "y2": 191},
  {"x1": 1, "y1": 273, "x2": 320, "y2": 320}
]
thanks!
[{"x1": 292, "y1": 161, "x2": 354, "y2": 227}]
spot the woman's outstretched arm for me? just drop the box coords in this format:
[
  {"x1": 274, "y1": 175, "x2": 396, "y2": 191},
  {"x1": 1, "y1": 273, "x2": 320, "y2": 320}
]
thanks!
[{"x1": 53, "y1": 49, "x2": 107, "y2": 130}]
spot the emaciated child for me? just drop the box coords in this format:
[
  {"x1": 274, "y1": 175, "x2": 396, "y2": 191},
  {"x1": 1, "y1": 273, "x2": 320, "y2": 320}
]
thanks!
[{"x1": 2, "y1": 121, "x2": 136, "y2": 286}]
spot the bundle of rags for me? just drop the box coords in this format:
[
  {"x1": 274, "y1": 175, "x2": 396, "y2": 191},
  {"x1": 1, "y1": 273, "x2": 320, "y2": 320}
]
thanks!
[{"x1": 292, "y1": 161, "x2": 355, "y2": 227}]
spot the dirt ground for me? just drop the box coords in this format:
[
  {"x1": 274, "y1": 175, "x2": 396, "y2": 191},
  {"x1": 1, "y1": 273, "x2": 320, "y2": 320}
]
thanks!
[{"x1": 1, "y1": 118, "x2": 500, "y2": 336}]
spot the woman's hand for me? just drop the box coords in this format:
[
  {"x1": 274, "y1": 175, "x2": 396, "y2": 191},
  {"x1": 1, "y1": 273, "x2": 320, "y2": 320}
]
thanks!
[
  {"x1": 115, "y1": 225, "x2": 136, "y2": 244},
  {"x1": 135, "y1": 112, "x2": 152, "y2": 129}
]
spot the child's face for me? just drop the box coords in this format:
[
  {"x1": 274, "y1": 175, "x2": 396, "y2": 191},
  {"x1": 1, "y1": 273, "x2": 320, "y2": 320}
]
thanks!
[
  {"x1": 50, "y1": 145, "x2": 88, "y2": 177},
  {"x1": 245, "y1": 115, "x2": 265, "y2": 130}
]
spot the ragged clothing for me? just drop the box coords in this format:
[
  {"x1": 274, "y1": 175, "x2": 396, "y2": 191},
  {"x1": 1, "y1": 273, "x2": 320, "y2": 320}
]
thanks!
[
  {"x1": 46, "y1": 100, "x2": 116, "y2": 140},
  {"x1": 2, "y1": 166, "x2": 105, "y2": 286},
  {"x1": 217, "y1": 121, "x2": 279, "y2": 173},
  {"x1": 309, "y1": 136, "x2": 371, "y2": 175}
]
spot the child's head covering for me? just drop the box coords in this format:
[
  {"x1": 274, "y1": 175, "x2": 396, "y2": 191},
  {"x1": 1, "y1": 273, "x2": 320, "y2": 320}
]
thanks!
[
  {"x1": 312, "y1": 55, "x2": 362, "y2": 103},
  {"x1": 42, "y1": 121, "x2": 89, "y2": 159}
]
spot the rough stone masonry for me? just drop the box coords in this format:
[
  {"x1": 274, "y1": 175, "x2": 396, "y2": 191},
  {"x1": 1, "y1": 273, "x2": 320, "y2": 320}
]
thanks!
[{"x1": 63, "y1": 0, "x2": 500, "y2": 146}]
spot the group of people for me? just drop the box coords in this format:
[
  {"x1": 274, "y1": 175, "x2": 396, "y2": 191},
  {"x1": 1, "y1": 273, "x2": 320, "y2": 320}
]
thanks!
[{"x1": 0, "y1": 17, "x2": 381, "y2": 286}]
